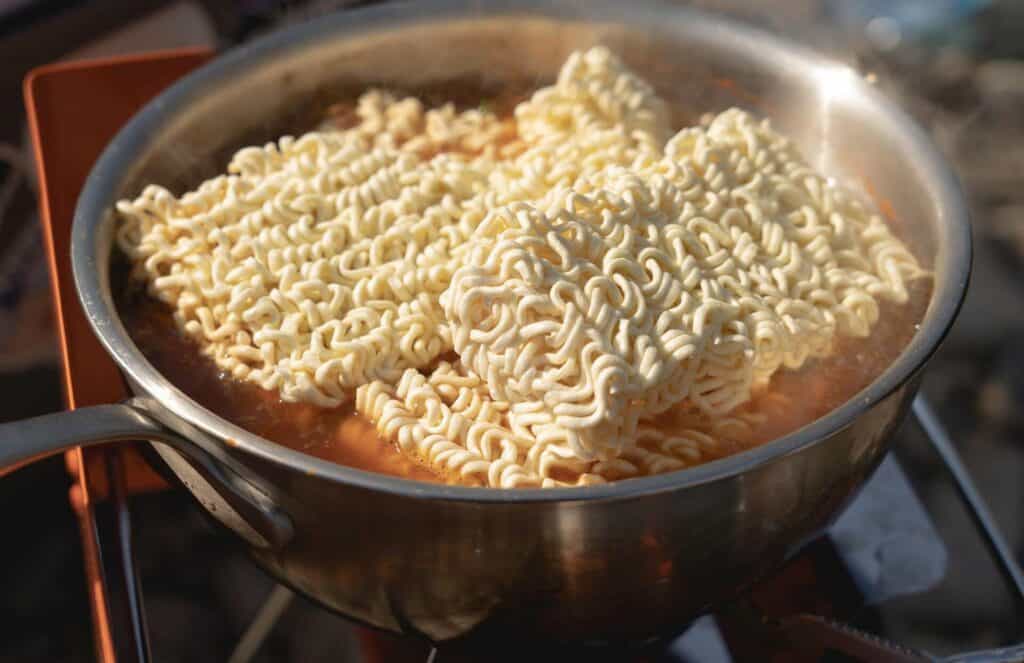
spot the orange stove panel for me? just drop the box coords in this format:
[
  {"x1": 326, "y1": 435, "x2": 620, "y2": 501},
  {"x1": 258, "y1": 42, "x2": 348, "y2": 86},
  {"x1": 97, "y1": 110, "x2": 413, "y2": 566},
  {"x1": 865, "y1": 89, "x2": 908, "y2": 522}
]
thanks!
[{"x1": 24, "y1": 48, "x2": 214, "y2": 663}]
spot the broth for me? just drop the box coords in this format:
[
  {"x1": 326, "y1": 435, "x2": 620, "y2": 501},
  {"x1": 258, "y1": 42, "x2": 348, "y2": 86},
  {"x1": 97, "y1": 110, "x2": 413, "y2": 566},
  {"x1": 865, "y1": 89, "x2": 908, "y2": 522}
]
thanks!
[
  {"x1": 115, "y1": 83, "x2": 934, "y2": 486},
  {"x1": 119, "y1": 275, "x2": 931, "y2": 486}
]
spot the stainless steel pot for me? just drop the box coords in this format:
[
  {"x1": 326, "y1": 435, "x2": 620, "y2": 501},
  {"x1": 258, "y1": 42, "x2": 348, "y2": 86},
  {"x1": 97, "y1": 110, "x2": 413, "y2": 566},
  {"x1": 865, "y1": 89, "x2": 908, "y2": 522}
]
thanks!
[{"x1": 0, "y1": 0, "x2": 970, "y2": 648}]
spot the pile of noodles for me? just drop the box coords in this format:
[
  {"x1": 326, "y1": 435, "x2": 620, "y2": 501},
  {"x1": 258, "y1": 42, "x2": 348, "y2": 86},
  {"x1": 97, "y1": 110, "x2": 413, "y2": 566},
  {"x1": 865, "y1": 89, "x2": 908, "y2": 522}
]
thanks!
[{"x1": 116, "y1": 47, "x2": 924, "y2": 487}]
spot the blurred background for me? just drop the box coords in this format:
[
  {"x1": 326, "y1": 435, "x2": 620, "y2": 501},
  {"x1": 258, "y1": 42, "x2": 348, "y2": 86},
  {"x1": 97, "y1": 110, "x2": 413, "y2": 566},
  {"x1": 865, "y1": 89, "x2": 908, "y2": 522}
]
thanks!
[{"x1": 1, "y1": 0, "x2": 1023, "y2": 661}]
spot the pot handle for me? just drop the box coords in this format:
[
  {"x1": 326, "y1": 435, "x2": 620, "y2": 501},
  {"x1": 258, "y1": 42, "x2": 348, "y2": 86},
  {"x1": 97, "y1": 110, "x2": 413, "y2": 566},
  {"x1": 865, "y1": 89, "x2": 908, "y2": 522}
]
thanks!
[{"x1": 0, "y1": 400, "x2": 293, "y2": 550}]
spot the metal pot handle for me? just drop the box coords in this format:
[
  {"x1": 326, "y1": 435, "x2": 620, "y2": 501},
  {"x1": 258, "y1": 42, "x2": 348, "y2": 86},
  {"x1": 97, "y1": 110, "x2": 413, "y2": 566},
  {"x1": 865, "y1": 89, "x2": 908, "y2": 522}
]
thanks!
[{"x1": 0, "y1": 399, "x2": 293, "y2": 550}]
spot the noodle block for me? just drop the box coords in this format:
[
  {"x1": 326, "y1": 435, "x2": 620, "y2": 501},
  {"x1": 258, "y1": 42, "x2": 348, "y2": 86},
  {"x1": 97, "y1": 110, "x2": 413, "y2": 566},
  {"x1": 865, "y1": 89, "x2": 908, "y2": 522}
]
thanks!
[
  {"x1": 442, "y1": 107, "x2": 923, "y2": 461},
  {"x1": 117, "y1": 45, "x2": 925, "y2": 486}
]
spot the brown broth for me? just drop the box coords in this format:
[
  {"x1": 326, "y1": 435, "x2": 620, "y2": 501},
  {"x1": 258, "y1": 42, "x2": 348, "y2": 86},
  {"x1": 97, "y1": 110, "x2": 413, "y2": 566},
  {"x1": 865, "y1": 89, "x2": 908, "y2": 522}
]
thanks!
[
  {"x1": 120, "y1": 277, "x2": 931, "y2": 486},
  {"x1": 123, "y1": 293, "x2": 445, "y2": 483},
  {"x1": 115, "y1": 87, "x2": 935, "y2": 487}
]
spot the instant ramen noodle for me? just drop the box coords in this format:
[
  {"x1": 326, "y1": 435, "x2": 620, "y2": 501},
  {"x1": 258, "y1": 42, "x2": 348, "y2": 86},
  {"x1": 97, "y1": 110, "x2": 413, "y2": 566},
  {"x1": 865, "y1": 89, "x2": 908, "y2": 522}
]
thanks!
[{"x1": 116, "y1": 47, "x2": 927, "y2": 488}]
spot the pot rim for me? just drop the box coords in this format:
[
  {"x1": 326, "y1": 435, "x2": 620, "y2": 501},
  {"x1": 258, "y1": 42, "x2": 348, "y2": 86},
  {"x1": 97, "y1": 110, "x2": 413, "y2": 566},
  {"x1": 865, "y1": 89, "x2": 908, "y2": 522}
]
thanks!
[{"x1": 71, "y1": 0, "x2": 972, "y2": 504}]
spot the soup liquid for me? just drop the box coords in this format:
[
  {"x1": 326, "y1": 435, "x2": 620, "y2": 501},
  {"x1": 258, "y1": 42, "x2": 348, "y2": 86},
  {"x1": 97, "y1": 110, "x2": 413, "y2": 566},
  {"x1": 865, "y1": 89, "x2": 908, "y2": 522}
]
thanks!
[
  {"x1": 117, "y1": 91, "x2": 934, "y2": 486},
  {"x1": 120, "y1": 277, "x2": 931, "y2": 486}
]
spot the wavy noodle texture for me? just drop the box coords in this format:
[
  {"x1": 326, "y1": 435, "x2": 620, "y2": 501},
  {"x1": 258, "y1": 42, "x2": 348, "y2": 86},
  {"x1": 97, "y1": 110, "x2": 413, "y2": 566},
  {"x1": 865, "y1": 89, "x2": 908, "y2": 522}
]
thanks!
[
  {"x1": 118, "y1": 46, "x2": 926, "y2": 487},
  {"x1": 118, "y1": 119, "x2": 497, "y2": 407},
  {"x1": 355, "y1": 359, "x2": 765, "y2": 487},
  {"x1": 443, "y1": 103, "x2": 924, "y2": 462},
  {"x1": 346, "y1": 89, "x2": 526, "y2": 159},
  {"x1": 515, "y1": 46, "x2": 669, "y2": 146}
]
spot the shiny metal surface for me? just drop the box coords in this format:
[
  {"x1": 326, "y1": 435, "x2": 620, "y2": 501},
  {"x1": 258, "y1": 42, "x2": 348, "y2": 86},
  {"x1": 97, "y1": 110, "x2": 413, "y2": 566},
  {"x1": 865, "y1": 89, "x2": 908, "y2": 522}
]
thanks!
[
  {"x1": 0, "y1": 400, "x2": 293, "y2": 549},
  {"x1": 9, "y1": 0, "x2": 973, "y2": 646}
]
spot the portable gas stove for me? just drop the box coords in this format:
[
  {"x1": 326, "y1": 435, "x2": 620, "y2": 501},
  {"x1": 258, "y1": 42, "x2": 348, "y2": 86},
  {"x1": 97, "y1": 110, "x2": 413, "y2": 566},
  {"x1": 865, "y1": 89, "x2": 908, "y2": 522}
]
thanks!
[{"x1": 24, "y1": 46, "x2": 1024, "y2": 663}]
